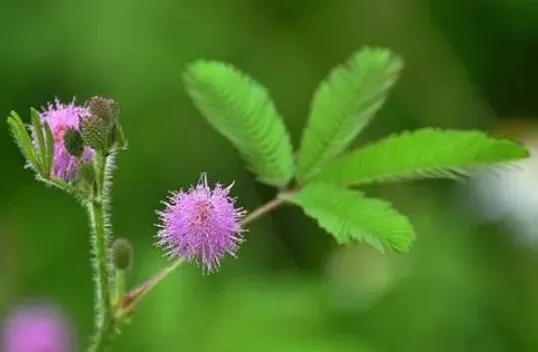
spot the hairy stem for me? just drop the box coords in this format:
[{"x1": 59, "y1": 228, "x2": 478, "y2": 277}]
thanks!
[
  {"x1": 43, "y1": 178, "x2": 87, "y2": 200},
  {"x1": 118, "y1": 195, "x2": 286, "y2": 315},
  {"x1": 87, "y1": 153, "x2": 115, "y2": 352}
]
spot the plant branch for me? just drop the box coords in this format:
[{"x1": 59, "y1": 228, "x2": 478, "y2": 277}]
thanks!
[
  {"x1": 116, "y1": 259, "x2": 184, "y2": 319},
  {"x1": 118, "y1": 194, "x2": 287, "y2": 315},
  {"x1": 42, "y1": 177, "x2": 87, "y2": 200},
  {"x1": 241, "y1": 197, "x2": 284, "y2": 226},
  {"x1": 87, "y1": 152, "x2": 115, "y2": 352}
]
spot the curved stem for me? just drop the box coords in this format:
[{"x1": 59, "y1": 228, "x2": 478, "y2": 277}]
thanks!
[
  {"x1": 87, "y1": 153, "x2": 115, "y2": 352},
  {"x1": 241, "y1": 197, "x2": 284, "y2": 226},
  {"x1": 117, "y1": 259, "x2": 184, "y2": 319},
  {"x1": 118, "y1": 195, "x2": 286, "y2": 316}
]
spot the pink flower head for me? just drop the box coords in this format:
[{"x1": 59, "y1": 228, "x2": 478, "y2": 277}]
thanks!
[
  {"x1": 157, "y1": 174, "x2": 246, "y2": 272},
  {"x1": 37, "y1": 98, "x2": 94, "y2": 181},
  {"x1": 1, "y1": 303, "x2": 75, "y2": 352}
]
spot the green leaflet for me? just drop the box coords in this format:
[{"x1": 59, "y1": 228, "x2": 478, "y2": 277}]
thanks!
[
  {"x1": 280, "y1": 183, "x2": 415, "y2": 252},
  {"x1": 7, "y1": 111, "x2": 40, "y2": 173},
  {"x1": 183, "y1": 61, "x2": 295, "y2": 187},
  {"x1": 313, "y1": 128, "x2": 530, "y2": 187},
  {"x1": 30, "y1": 108, "x2": 47, "y2": 172},
  {"x1": 43, "y1": 121, "x2": 55, "y2": 178},
  {"x1": 295, "y1": 48, "x2": 403, "y2": 184}
]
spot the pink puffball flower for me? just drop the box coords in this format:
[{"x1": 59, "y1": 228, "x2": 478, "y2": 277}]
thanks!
[
  {"x1": 1, "y1": 303, "x2": 76, "y2": 352},
  {"x1": 157, "y1": 174, "x2": 246, "y2": 273},
  {"x1": 37, "y1": 99, "x2": 93, "y2": 181}
]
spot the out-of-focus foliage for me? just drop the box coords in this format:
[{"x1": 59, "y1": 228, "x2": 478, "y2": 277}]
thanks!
[{"x1": 1, "y1": 0, "x2": 538, "y2": 351}]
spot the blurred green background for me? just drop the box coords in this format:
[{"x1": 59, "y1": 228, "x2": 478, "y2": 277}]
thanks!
[{"x1": 2, "y1": 0, "x2": 538, "y2": 351}]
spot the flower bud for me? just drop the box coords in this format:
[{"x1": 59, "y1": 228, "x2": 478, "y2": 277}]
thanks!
[
  {"x1": 80, "y1": 115, "x2": 110, "y2": 152},
  {"x1": 62, "y1": 128, "x2": 84, "y2": 158},
  {"x1": 112, "y1": 238, "x2": 133, "y2": 271},
  {"x1": 80, "y1": 96, "x2": 122, "y2": 152},
  {"x1": 87, "y1": 96, "x2": 119, "y2": 124}
]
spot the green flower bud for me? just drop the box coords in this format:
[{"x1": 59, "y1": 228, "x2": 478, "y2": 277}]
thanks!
[
  {"x1": 81, "y1": 96, "x2": 123, "y2": 152},
  {"x1": 80, "y1": 115, "x2": 110, "y2": 152},
  {"x1": 112, "y1": 238, "x2": 133, "y2": 270},
  {"x1": 88, "y1": 96, "x2": 119, "y2": 125}
]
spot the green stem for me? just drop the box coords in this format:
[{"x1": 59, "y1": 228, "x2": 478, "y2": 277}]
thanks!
[
  {"x1": 43, "y1": 178, "x2": 87, "y2": 200},
  {"x1": 114, "y1": 269, "x2": 126, "y2": 305},
  {"x1": 117, "y1": 259, "x2": 184, "y2": 319},
  {"x1": 87, "y1": 153, "x2": 115, "y2": 352},
  {"x1": 241, "y1": 197, "x2": 284, "y2": 225},
  {"x1": 88, "y1": 199, "x2": 112, "y2": 315},
  {"x1": 88, "y1": 318, "x2": 113, "y2": 352}
]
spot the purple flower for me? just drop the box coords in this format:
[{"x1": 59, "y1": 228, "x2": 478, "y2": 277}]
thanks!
[
  {"x1": 37, "y1": 99, "x2": 94, "y2": 181},
  {"x1": 157, "y1": 174, "x2": 246, "y2": 272},
  {"x1": 1, "y1": 303, "x2": 75, "y2": 352}
]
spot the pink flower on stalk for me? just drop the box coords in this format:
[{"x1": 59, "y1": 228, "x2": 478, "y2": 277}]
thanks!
[
  {"x1": 1, "y1": 303, "x2": 75, "y2": 352},
  {"x1": 37, "y1": 99, "x2": 93, "y2": 181},
  {"x1": 157, "y1": 174, "x2": 246, "y2": 272}
]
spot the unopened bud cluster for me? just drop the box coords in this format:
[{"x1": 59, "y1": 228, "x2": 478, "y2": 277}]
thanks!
[
  {"x1": 6, "y1": 96, "x2": 127, "y2": 184},
  {"x1": 79, "y1": 97, "x2": 121, "y2": 153},
  {"x1": 31, "y1": 97, "x2": 124, "y2": 183}
]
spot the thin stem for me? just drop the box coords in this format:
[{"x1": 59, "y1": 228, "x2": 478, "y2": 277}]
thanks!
[
  {"x1": 241, "y1": 197, "x2": 284, "y2": 226},
  {"x1": 87, "y1": 153, "x2": 115, "y2": 352},
  {"x1": 46, "y1": 178, "x2": 73, "y2": 193},
  {"x1": 42, "y1": 178, "x2": 87, "y2": 200},
  {"x1": 117, "y1": 260, "x2": 184, "y2": 319},
  {"x1": 119, "y1": 195, "x2": 286, "y2": 315},
  {"x1": 114, "y1": 270, "x2": 126, "y2": 306}
]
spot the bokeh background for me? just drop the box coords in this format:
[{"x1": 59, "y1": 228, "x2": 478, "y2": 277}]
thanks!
[{"x1": 2, "y1": 0, "x2": 538, "y2": 351}]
